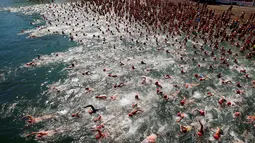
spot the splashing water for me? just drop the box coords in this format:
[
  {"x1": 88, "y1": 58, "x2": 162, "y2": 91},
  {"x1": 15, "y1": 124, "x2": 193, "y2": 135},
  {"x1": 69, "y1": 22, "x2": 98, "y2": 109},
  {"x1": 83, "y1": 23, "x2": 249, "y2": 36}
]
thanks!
[{"x1": 1, "y1": 1, "x2": 255, "y2": 143}]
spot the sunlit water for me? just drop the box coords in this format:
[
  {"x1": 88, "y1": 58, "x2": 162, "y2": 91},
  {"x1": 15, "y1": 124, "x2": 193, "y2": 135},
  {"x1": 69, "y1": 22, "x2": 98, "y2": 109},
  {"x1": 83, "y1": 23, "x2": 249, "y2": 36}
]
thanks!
[{"x1": 0, "y1": 1, "x2": 255, "y2": 143}]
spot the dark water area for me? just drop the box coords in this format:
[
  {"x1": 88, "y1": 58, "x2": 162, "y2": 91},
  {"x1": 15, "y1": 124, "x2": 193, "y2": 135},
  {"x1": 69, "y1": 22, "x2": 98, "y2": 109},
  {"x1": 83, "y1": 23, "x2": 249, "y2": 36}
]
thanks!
[{"x1": 0, "y1": 0, "x2": 76, "y2": 142}]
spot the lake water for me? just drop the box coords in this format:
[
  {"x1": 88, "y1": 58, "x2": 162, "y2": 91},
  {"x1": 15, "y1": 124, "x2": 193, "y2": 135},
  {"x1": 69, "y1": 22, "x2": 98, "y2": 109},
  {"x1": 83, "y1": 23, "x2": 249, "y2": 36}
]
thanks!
[
  {"x1": 0, "y1": 0, "x2": 76, "y2": 142},
  {"x1": 0, "y1": 0, "x2": 254, "y2": 143}
]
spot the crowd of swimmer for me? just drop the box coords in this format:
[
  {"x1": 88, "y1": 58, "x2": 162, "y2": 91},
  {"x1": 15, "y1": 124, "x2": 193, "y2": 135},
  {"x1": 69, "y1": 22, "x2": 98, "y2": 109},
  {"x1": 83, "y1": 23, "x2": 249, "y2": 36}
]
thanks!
[{"x1": 8, "y1": 0, "x2": 255, "y2": 142}]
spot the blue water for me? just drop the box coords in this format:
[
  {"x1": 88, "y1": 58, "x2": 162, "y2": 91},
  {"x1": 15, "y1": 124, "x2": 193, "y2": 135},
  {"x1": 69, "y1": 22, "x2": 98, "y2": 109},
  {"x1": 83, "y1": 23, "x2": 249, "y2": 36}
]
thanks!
[{"x1": 0, "y1": 1, "x2": 76, "y2": 142}]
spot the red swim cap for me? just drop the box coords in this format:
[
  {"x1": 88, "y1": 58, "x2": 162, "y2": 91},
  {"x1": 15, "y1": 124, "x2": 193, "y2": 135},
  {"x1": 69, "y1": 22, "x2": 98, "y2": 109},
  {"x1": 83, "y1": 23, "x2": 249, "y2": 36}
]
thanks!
[{"x1": 197, "y1": 131, "x2": 203, "y2": 136}]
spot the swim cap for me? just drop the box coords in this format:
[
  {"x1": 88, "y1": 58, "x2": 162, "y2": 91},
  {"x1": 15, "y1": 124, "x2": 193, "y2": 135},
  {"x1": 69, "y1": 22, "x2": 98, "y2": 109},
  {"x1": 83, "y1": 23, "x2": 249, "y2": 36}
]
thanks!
[{"x1": 141, "y1": 134, "x2": 157, "y2": 143}]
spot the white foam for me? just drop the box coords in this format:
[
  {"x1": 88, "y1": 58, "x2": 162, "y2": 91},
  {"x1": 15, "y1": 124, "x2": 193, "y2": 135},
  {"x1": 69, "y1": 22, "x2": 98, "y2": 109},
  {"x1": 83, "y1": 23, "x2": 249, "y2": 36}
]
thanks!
[{"x1": 57, "y1": 109, "x2": 69, "y2": 115}]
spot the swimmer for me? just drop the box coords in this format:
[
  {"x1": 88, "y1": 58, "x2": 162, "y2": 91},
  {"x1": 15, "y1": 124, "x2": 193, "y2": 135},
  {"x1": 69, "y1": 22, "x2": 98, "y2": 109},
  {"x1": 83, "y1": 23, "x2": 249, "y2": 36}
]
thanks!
[
  {"x1": 22, "y1": 114, "x2": 56, "y2": 124},
  {"x1": 82, "y1": 71, "x2": 92, "y2": 75},
  {"x1": 26, "y1": 128, "x2": 64, "y2": 139},
  {"x1": 110, "y1": 95, "x2": 117, "y2": 100},
  {"x1": 234, "y1": 112, "x2": 241, "y2": 118},
  {"x1": 119, "y1": 62, "x2": 125, "y2": 66},
  {"x1": 95, "y1": 129, "x2": 107, "y2": 139},
  {"x1": 71, "y1": 112, "x2": 80, "y2": 118},
  {"x1": 108, "y1": 74, "x2": 118, "y2": 77},
  {"x1": 207, "y1": 92, "x2": 213, "y2": 96},
  {"x1": 184, "y1": 83, "x2": 199, "y2": 89},
  {"x1": 128, "y1": 109, "x2": 143, "y2": 117},
  {"x1": 155, "y1": 81, "x2": 162, "y2": 88},
  {"x1": 209, "y1": 64, "x2": 215, "y2": 69},
  {"x1": 198, "y1": 74, "x2": 209, "y2": 81},
  {"x1": 95, "y1": 95, "x2": 107, "y2": 100},
  {"x1": 135, "y1": 94, "x2": 140, "y2": 100},
  {"x1": 132, "y1": 103, "x2": 138, "y2": 108},
  {"x1": 236, "y1": 90, "x2": 245, "y2": 95},
  {"x1": 222, "y1": 79, "x2": 232, "y2": 84},
  {"x1": 25, "y1": 61, "x2": 36, "y2": 67},
  {"x1": 84, "y1": 105, "x2": 105, "y2": 114},
  {"x1": 197, "y1": 121, "x2": 204, "y2": 137},
  {"x1": 244, "y1": 74, "x2": 250, "y2": 79},
  {"x1": 141, "y1": 61, "x2": 146, "y2": 64},
  {"x1": 252, "y1": 80, "x2": 255, "y2": 88},
  {"x1": 233, "y1": 58, "x2": 238, "y2": 64},
  {"x1": 164, "y1": 74, "x2": 172, "y2": 79},
  {"x1": 114, "y1": 83, "x2": 125, "y2": 88},
  {"x1": 193, "y1": 109, "x2": 205, "y2": 116},
  {"x1": 176, "y1": 112, "x2": 185, "y2": 122},
  {"x1": 141, "y1": 134, "x2": 157, "y2": 143},
  {"x1": 91, "y1": 124, "x2": 104, "y2": 131},
  {"x1": 26, "y1": 131, "x2": 49, "y2": 138},
  {"x1": 227, "y1": 101, "x2": 232, "y2": 106},
  {"x1": 240, "y1": 69, "x2": 246, "y2": 74},
  {"x1": 236, "y1": 82, "x2": 242, "y2": 88},
  {"x1": 180, "y1": 97, "x2": 186, "y2": 106},
  {"x1": 161, "y1": 93, "x2": 168, "y2": 100},
  {"x1": 247, "y1": 115, "x2": 255, "y2": 123},
  {"x1": 180, "y1": 125, "x2": 192, "y2": 133},
  {"x1": 30, "y1": 35, "x2": 36, "y2": 38},
  {"x1": 66, "y1": 63, "x2": 75, "y2": 69},
  {"x1": 213, "y1": 127, "x2": 223, "y2": 140},
  {"x1": 94, "y1": 115, "x2": 102, "y2": 122},
  {"x1": 156, "y1": 88, "x2": 163, "y2": 95},
  {"x1": 218, "y1": 96, "x2": 226, "y2": 106},
  {"x1": 85, "y1": 87, "x2": 94, "y2": 93},
  {"x1": 103, "y1": 68, "x2": 108, "y2": 72},
  {"x1": 48, "y1": 86, "x2": 60, "y2": 93},
  {"x1": 141, "y1": 76, "x2": 152, "y2": 84}
]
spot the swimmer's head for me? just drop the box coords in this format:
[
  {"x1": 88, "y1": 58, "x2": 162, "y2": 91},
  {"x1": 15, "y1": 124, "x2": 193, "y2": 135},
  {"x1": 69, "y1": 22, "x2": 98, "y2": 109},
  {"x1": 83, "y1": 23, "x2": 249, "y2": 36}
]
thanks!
[
  {"x1": 37, "y1": 133, "x2": 43, "y2": 138},
  {"x1": 135, "y1": 94, "x2": 140, "y2": 100},
  {"x1": 234, "y1": 112, "x2": 240, "y2": 117},
  {"x1": 247, "y1": 116, "x2": 253, "y2": 120},
  {"x1": 197, "y1": 131, "x2": 203, "y2": 136},
  {"x1": 88, "y1": 110, "x2": 93, "y2": 114}
]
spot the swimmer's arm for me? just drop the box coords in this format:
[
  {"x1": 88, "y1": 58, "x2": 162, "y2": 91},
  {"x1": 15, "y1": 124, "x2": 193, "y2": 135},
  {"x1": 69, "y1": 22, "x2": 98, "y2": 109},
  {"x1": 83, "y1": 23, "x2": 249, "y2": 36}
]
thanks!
[
  {"x1": 191, "y1": 83, "x2": 200, "y2": 86},
  {"x1": 199, "y1": 120, "x2": 203, "y2": 132},
  {"x1": 65, "y1": 67, "x2": 73, "y2": 70},
  {"x1": 25, "y1": 132, "x2": 37, "y2": 137},
  {"x1": 215, "y1": 127, "x2": 221, "y2": 134},
  {"x1": 172, "y1": 90, "x2": 180, "y2": 97},
  {"x1": 176, "y1": 117, "x2": 183, "y2": 122},
  {"x1": 22, "y1": 115, "x2": 34, "y2": 120},
  {"x1": 205, "y1": 76, "x2": 210, "y2": 79},
  {"x1": 41, "y1": 114, "x2": 55, "y2": 119}
]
